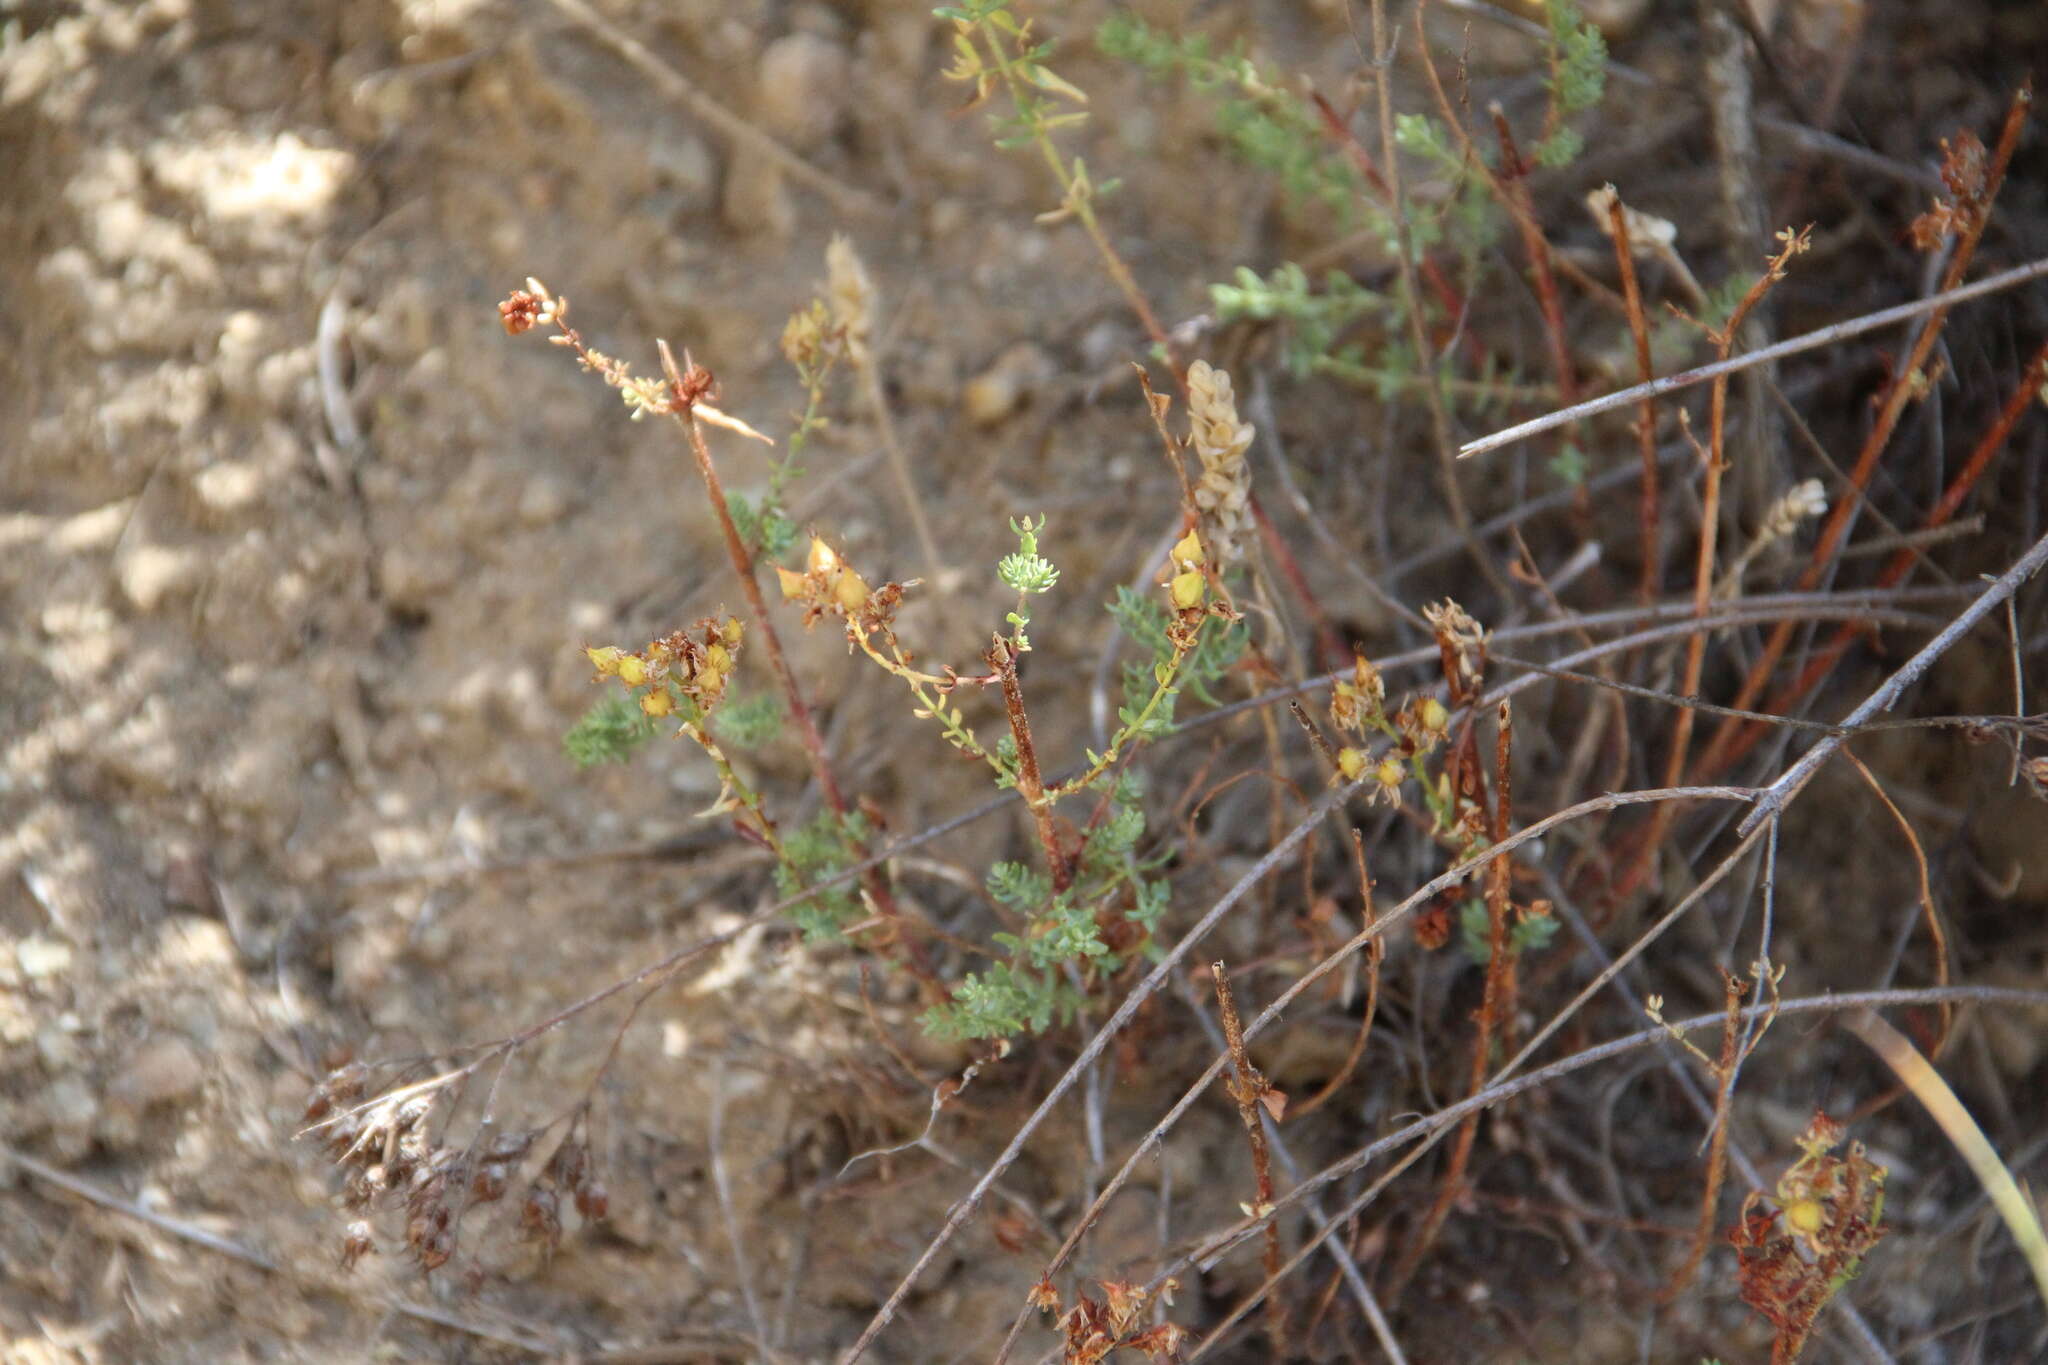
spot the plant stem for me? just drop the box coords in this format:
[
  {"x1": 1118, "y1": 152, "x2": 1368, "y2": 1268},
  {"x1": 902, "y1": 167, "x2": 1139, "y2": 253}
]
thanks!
[{"x1": 989, "y1": 636, "x2": 1073, "y2": 893}]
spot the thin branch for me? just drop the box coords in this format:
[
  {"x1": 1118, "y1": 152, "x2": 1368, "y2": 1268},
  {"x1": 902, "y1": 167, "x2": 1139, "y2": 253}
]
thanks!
[
  {"x1": 1457, "y1": 256, "x2": 2048, "y2": 458},
  {"x1": 1738, "y1": 527, "x2": 2048, "y2": 834}
]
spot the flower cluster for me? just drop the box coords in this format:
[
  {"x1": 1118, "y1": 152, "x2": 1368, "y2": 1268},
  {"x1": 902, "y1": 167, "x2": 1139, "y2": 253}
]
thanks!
[
  {"x1": 1327, "y1": 651, "x2": 1450, "y2": 805},
  {"x1": 586, "y1": 616, "x2": 744, "y2": 724},
  {"x1": 1186, "y1": 360, "x2": 1254, "y2": 567},
  {"x1": 776, "y1": 536, "x2": 913, "y2": 640},
  {"x1": 1422, "y1": 598, "x2": 1488, "y2": 703},
  {"x1": 1729, "y1": 1110, "x2": 1887, "y2": 1358}
]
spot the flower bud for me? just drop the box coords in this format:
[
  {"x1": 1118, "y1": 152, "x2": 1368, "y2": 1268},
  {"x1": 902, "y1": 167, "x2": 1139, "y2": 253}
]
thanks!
[
  {"x1": 807, "y1": 536, "x2": 841, "y2": 576},
  {"x1": 616, "y1": 655, "x2": 648, "y2": 687},
  {"x1": 639, "y1": 688, "x2": 673, "y2": 717},
  {"x1": 1169, "y1": 569, "x2": 1206, "y2": 611},
  {"x1": 833, "y1": 569, "x2": 870, "y2": 613},
  {"x1": 586, "y1": 646, "x2": 624, "y2": 676},
  {"x1": 1419, "y1": 696, "x2": 1448, "y2": 734},
  {"x1": 1169, "y1": 528, "x2": 1205, "y2": 569},
  {"x1": 776, "y1": 566, "x2": 808, "y2": 601}
]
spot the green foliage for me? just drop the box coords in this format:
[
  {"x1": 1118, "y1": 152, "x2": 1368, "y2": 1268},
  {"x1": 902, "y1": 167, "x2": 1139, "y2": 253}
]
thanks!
[
  {"x1": 1548, "y1": 440, "x2": 1589, "y2": 487},
  {"x1": 729, "y1": 491, "x2": 798, "y2": 561},
  {"x1": 1108, "y1": 585, "x2": 1246, "y2": 730},
  {"x1": 564, "y1": 694, "x2": 659, "y2": 768},
  {"x1": 987, "y1": 859, "x2": 1052, "y2": 912},
  {"x1": 777, "y1": 810, "x2": 874, "y2": 940},
  {"x1": 1097, "y1": 12, "x2": 1367, "y2": 224},
  {"x1": 1533, "y1": 1, "x2": 1605, "y2": 169},
  {"x1": 711, "y1": 691, "x2": 781, "y2": 748},
  {"x1": 926, "y1": 774, "x2": 1174, "y2": 1041},
  {"x1": 1545, "y1": 0, "x2": 1608, "y2": 115},
  {"x1": 997, "y1": 515, "x2": 1061, "y2": 596},
  {"x1": 923, "y1": 960, "x2": 1080, "y2": 1040},
  {"x1": 998, "y1": 515, "x2": 1061, "y2": 648},
  {"x1": 1458, "y1": 897, "x2": 1563, "y2": 966},
  {"x1": 1210, "y1": 263, "x2": 1384, "y2": 380}
]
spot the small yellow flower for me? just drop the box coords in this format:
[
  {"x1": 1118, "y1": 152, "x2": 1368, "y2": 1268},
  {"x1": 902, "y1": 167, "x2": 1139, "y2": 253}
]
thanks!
[
  {"x1": 807, "y1": 536, "x2": 841, "y2": 576},
  {"x1": 1169, "y1": 568, "x2": 1206, "y2": 611},
  {"x1": 718, "y1": 616, "x2": 743, "y2": 646},
  {"x1": 776, "y1": 566, "x2": 808, "y2": 601},
  {"x1": 1337, "y1": 747, "x2": 1366, "y2": 781},
  {"x1": 1784, "y1": 1197, "x2": 1825, "y2": 1239},
  {"x1": 1375, "y1": 757, "x2": 1404, "y2": 789},
  {"x1": 1169, "y1": 528, "x2": 1205, "y2": 569},
  {"x1": 639, "y1": 688, "x2": 673, "y2": 717},
  {"x1": 833, "y1": 569, "x2": 870, "y2": 613},
  {"x1": 586, "y1": 646, "x2": 624, "y2": 675},
  {"x1": 1419, "y1": 696, "x2": 1449, "y2": 734},
  {"x1": 616, "y1": 655, "x2": 648, "y2": 687}
]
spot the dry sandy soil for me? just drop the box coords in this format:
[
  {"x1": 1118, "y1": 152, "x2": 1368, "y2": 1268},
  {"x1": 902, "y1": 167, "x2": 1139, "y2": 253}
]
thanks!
[{"x1": 4, "y1": 0, "x2": 2047, "y2": 1362}]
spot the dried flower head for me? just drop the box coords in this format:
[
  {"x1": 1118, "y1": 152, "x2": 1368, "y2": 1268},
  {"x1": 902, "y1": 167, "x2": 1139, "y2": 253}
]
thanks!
[
  {"x1": 826, "y1": 235, "x2": 875, "y2": 366},
  {"x1": 1186, "y1": 360, "x2": 1254, "y2": 567},
  {"x1": 1423, "y1": 599, "x2": 1487, "y2": 701}
]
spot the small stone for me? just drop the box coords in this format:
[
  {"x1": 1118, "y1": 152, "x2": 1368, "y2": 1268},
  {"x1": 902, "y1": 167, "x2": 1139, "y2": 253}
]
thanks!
[
  {"x1": 720, "y1": 158, "x2": 794, "y2": 240},
  {"x1": 756, "y1": 32, "x2": 849, "y2": 150},
  {"x1": 107, "y1": 1035, "x2": 206, "y2": 1116},
  {"x1": 118, "y1": 543, "x2": 204, "y2": 613},
  {"x1": 517, "y1": 476, "x2": 571, "y2": 528},
  {"x1": 43, "y1": 1077, "x2": 100, "y2": 1165},
  {"x1": 648, "y1": 133, "x2": 716, "y2": 204},
  {"x1": 961, "y1": 343, "x2": 1054, "y2": 428},
  {"x1": 16, "y1": 935, "x2": 74, "y2": 981},
  {"x1": 194, "y1": 459, "x2": 264, "y2": 514}
]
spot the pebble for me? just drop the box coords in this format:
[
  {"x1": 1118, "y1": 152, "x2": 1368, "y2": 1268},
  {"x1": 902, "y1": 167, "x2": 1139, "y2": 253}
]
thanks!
[
  {"x1": 756, "y1": 32, "x2": 849, "y2": 150},
  {"x1": 104, "y1": 1034, "x2": 207, "y2": 1144},
  {"x1": 117, "y1": 543, "x2": 204, "y2": 613},
  {"x1": 961, "y1": 343, "x2": 1054, "y2": 428},
  {"x1": 43, "y1": 1076, "x2": 100, "y2": 1165}
]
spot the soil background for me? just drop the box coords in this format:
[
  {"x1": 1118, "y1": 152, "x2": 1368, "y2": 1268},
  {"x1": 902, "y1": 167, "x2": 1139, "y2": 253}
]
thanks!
[{"x1": 4, "y1": 1, "x2": 2047, "y2": 1362}]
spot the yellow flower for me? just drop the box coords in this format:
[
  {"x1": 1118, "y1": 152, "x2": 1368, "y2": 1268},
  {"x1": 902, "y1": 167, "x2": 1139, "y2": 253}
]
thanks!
[
  {"x1": 1337, "y1": 747, "x2": 1366, "y2": 781},
  {"x1": 833, "y1": 569, "x2": 870, "y2": 613},
  {"x1": 1169, "y1": 568, "x2": 1206, "y2": 611}
]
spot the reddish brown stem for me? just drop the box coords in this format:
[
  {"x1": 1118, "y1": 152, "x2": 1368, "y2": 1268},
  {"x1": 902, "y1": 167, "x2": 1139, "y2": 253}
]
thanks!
[
  {"x1": 1386, "y1": 702, "x2": 1518, "y2": 1299},
  {"x1": 1489, "y1": 107, "x2": 1581, "y2": 426},
  {"x1": 1694, "y1": 84, "x2": 2031, "y2": 781},
  {"x1": 1739, "y1": 338, "x2": 2048, "y2": 757},
  {"x1": 1621, "y1": 232, "x2": 1805, "y2": 899},
  {"x1": 1212, "y1": 962, "x2": 1285, "y2": 1356},
  {"x1": 989, "y1": 638, "x2": 1073, "y2": 894},
  {"x1": 668, "y1": 354, "x2": 930, "y2": 978},
  {"x1": 1604, "y1": 195, "x2": 1664, "y2": 603}
]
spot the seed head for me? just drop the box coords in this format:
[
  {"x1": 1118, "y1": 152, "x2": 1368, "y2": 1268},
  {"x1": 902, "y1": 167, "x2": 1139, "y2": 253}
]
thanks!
[{"x1": 1186, "y1": 361, "x2": 1254, "y2": 567}]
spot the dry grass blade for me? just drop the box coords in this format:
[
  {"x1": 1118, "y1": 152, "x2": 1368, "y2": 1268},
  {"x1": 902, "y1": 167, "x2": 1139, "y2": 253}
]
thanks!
[{"x1": 1842, "y1": 1011, "x2": 2048, "y2": 1314}]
